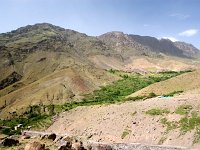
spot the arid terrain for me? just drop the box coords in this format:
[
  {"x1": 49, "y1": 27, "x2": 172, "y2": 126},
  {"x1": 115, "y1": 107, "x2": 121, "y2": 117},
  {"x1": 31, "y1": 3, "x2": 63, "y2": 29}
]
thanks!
[
  {"x1": 47, "y1": 93, "x2": 200, "y2": 149},
  {"x1": 1, "y1": 23, "x2": 200, "y2": 150}
]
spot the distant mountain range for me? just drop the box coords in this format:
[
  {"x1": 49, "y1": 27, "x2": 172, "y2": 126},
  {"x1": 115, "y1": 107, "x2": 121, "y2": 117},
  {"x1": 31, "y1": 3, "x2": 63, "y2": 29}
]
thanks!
[
  {"x1": 99, "y1": 31, "x2": 200, "y2": 58},
  {"x1": 0, "y1": 23, "x2": 200, "y2": 118}
]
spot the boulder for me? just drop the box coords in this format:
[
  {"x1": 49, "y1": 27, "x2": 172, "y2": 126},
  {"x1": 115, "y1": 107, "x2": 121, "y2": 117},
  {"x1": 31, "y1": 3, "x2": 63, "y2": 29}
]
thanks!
[
  {"x1": 72, "y1": 141, "x2": 86, "y2": 150},
  {"x1": 47, "y1": 133, "x2": 56, "y2": 141},
  {"x1": 24, "y1": 141, "x2": 45, "y2": 150},
  {"x1": 2, "y1": 138, "x2": 19, "y2": 147},
  {"x1": 21, "y1": 135, "x2": 31, "y2": 139},
  {"x1": 41, "y1": 133, "x2": 56, "y2": 141},
  {"x1": 57, "y1": 140, "x2": 72, "y2": 150}
]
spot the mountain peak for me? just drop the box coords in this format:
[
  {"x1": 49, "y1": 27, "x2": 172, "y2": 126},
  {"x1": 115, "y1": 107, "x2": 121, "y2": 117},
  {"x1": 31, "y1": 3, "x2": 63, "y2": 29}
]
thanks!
[{"x1": 8, "y1": 23, "x2": 65, "y2": 35}]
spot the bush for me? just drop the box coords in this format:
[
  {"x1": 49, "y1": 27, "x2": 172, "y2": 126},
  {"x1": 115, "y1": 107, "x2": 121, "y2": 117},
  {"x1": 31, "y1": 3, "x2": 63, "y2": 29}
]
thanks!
[
  {"x1": 121, "y1": 129, "x2": 131, "y2": 139},
  {"x1": 148, "y1": 92, "x2": 157, "y2": 98},
  {"x1": 163, "y1": 91, "x2": 183, "y2": 97}
]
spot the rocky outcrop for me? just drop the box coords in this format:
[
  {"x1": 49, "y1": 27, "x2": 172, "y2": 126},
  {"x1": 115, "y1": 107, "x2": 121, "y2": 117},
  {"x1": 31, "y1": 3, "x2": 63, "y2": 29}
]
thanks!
[
  {"x1": 21, "y1": 131, "x2": 190, "y2": 150},
  {"x1": 0, "y1": 71, "x2": 22, "y2": 90},
  {"x1": 24, "y1": 141, "x2": 45, "y2": 150},
  {"x1": 1, "y1": 138, "x2": 19, "y2": 147},
  {"x1": 174, "y1": 41, "x2": 200, "y2": 57}
]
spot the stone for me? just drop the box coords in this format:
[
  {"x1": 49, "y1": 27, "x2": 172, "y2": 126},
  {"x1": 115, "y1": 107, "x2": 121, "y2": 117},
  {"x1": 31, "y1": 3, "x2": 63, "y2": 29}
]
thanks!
[
  {"x1": 24, "y1": 141, "x2": 45, "y2": 150},
  {"x1": 57, "y1": 139, "x2": 72, "y2": 150},
  {"x1": 47, "y1": 133, "x2": 56, "y2": 141},
  {"x1": 72, "y1": 141, "x2": 85, "y2": 150},
  {"x1": 21, "y1": 135, "x2": 31, "y2": 139},
  {"x1": 2, "y1": 138, "x2": 19, "y2": 147}
]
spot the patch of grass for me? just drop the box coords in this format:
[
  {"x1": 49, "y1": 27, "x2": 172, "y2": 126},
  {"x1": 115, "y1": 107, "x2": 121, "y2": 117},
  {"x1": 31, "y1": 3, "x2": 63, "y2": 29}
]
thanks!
[
  {"x1": 123, "y1": 96, "x2": 145, "y2": 102},
  {"x1": 121, "y1": 129, "x2": 131, "y2": 139},
  {"x1": 158, "y1": 136, "x2": 167, "y2": 145},
  {"x1": 175, "y1": 105, "x2": 193, "y2": 115},
  {"x1": 0, "y1": 106, "x2": 53, "y2": 135},
  {"x1": 160, "y1": 118, "x2": 178, "y2": 132},
  {"x1": 160, "y1": 111, "x2": 200, "y2": 137},
  {"x1": 194, "y1": 128, "x2": 200, "y2": 143},
  {"x1": 148, "y1": 92, "x2": 157, "y2": 98},
  {"x1": 179, "y1": 112, "x2": 200, "y2": 132},
  {"x1": 146, "y1": 108, "x2": 170, "y2": 116},
  {"x1": 163, "y1": 90, "x2": 183, "y2": 97}
]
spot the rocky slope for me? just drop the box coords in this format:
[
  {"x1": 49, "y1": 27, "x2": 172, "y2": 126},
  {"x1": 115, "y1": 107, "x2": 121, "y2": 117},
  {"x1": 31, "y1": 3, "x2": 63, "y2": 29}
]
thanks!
[
  {"x1": 0, "y1": 23, "x2": 119, "y2": 118},
  {"x1": 99, "y1": 32, "x2": 200, "y2": 59},
  {"x1": 174, "y1": 41, "x2": 200, "y2": 57},
  {"x1": 47, "y1": 93, "x2": 200, "y2": 149}
]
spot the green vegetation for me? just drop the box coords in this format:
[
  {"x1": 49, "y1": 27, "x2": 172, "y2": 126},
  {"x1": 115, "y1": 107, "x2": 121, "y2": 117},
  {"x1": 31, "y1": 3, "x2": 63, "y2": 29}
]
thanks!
[
  {"x1": 160, "y1": 112, "x2": 200, "y2": 141},
  {"x1": 158, "y1": 136, "x2": 167, "y2": 145},
  {"x1": 123, "y1": 92, "x2": 157, "y2": 102},
  {"x1": 179, "y1": 112, "x2": 200, "y2": 132},
  {"x1": 146, "y1": 108, "x2": 170, "y2": 116},
  {"x1": 81, "y1": 71, "x2": 181, "y2": 105},
  {"x1": 0, "y1": 114, "x2": 51, "y2": 135},
  {"x1": 148, "y1": 92, "x2": 157, "y2": 97},
  {"x1": 0, "y1": 70, "x2": 187, "y2": 135},
  {"x1": 123, "y1": 96, "x2": 146, "y2": 102},
  {"x1": 163, "y1": 90, "x2": 183, "y2": 97},
  {"x1": 121, "y1": 129, "x2": 131, "y2": 139},
  {"x1": 175, "y1": 105, "x2": 193, "y2": 115},
  {"x1": 160, "y1": 118, "x2": 178, "y2": 132},
  {"x1": 194, "y1": 128, "x2": 200, "y2": 143},
  {"x1": 0, "y1": 105, "x2": 53, "y2": 135},
  {"x1": 158, "y1": 106, "x2": 200, "y2": 143}
]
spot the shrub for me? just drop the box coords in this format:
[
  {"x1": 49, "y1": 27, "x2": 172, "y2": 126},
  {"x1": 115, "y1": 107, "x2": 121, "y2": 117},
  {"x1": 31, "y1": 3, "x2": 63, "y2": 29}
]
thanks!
[
  {"x1": 148, "y1": 92, "x2": 157, "y2": 98},
  {"x1": 121, "y1": 129, "x2": 131, "y2": 139},
  {"x1": 163, "y1": 91, "x2": 183, "y2": 97},
  {"x1": 123, "y1": 96, "x2": 145, "y2": 102}
]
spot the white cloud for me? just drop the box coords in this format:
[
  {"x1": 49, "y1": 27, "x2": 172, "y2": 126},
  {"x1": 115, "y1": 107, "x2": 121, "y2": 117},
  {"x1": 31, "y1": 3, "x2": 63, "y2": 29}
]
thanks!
[
  {"x1": 162, "y1": 37, "x2": 178, "y2": 42},
  {"x1": 179, "y1": 29, "x2": 198, "y2": 37},
  {"x1": 170, "y1": 13, "x2": 190, "y2": 20}
]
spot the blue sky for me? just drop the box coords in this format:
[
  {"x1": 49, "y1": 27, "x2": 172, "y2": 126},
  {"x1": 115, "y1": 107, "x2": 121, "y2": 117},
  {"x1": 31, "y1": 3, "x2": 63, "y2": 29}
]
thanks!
[{"x1": 0, "y1": 0, "x2": 199, "y2": 48}]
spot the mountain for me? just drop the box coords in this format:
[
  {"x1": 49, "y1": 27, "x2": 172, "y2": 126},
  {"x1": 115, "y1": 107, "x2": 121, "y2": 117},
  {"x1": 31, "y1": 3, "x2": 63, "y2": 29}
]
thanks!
[
  {"x1": 98, "y1": 31, "x2": 200, "y2": 72},
  {"x1": 99, "y1": 32, "x2": 200, "y2": 58},
  {"x1": 0, "y1": 23, "x2": 120, "y2": 118},
  {"x1": 0, "y1": 23, "x2": 199, "y2": 118},
  {"x1": 174, "y1": 41, "x2": 200, "y2": 57}
]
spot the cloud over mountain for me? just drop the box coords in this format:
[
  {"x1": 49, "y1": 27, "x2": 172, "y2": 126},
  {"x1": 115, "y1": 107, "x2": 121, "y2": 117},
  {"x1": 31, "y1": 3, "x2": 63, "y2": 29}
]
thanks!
[
  {"x1": 162, "y1": 37, "x2": 178, "y2": 42},
  {"x1": 179, "y1": 29, "x2": 198, "y2": 37}
]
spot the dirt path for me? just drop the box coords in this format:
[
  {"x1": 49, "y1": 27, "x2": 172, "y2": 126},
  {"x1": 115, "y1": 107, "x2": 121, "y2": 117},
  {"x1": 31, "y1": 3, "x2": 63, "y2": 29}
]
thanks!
[{"x1": 47, "y1": 93, "x2": 200, "y2": 149}]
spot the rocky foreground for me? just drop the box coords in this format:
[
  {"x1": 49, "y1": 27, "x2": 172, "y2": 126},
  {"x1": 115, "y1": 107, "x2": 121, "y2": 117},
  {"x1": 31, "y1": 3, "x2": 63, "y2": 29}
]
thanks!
[{"x1": 0, "y1": 130, "x2": 192, "y2": 150}]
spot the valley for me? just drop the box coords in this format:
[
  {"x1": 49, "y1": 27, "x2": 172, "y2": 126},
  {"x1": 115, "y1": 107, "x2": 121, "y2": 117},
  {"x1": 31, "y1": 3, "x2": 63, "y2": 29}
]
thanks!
[{"x1": 0, "y1": 23, "x2": 200, "y2": 149}]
